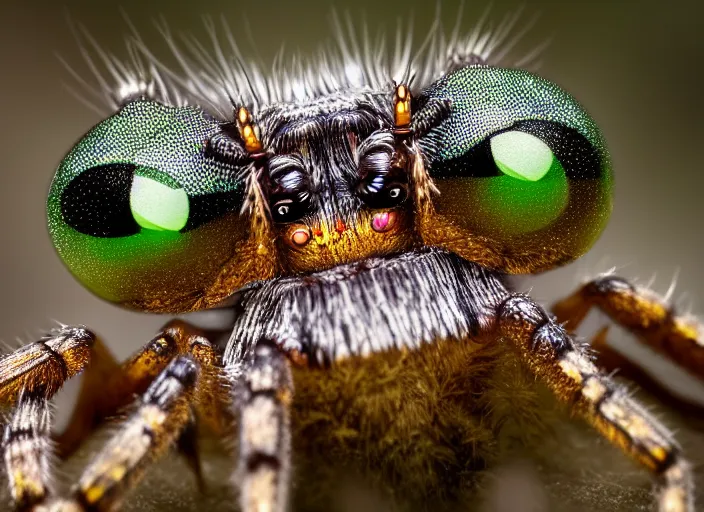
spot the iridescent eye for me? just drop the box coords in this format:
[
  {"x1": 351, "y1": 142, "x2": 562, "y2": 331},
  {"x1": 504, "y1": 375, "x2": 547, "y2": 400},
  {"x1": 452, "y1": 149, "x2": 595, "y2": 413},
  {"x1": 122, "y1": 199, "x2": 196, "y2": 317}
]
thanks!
[
  {"x1": 419, "y1": 66, "x2": 612, "y2": 273},
  {"x1": 48, "y1": 100, "x2": 247, "y2": 310},
  {"x1": 473, "y1": 129, "x2": 569, "y2": 235}
]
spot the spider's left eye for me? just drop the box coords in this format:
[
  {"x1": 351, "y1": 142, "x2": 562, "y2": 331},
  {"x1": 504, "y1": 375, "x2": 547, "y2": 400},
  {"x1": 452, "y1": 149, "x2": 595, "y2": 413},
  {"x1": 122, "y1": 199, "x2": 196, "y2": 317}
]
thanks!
[
  {"x1": 48, "y1": 100, "x2": 248, "y2": 311},
  {"x1": 267, "y1": 155, "x2": 312, "y2": 224}
]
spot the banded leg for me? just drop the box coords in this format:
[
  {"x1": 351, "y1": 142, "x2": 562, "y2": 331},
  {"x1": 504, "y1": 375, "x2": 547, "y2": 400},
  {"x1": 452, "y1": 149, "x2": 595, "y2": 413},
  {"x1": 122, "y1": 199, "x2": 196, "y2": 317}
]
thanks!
[
  {"x1": 2, "y1": 393, "x2": 52, "y2": 509},
  {"x1": 236, "y1": 339, "x2": 293, "y2": 512},
  {"x1": 553, "y1": 275, "x2": 704, "y2": 380},
  {"x1": 2, "y1": 321, "x2": 230, "y2": 511},
  {"x1": 71, "y1": 355, "x2": 200, "y2": 511},
  {"x1": 498, "y1": 294, "x2": 693, "y2": 512},
  {"x1": 0, "y1": 326, "x2": 95, "y2": 402},
  {"x1": 4, "y1": 355, "x2": 205, "y2": 511},
  {"x1": 56, "y1": 319, "x2": 231, "y2": 458}
]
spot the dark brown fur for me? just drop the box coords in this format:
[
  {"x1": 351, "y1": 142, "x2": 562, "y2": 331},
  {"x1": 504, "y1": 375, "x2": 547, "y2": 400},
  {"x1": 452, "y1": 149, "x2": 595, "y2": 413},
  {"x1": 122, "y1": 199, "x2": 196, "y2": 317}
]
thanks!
[{"x1": 288, "y1": 336, "x2": 551, "y2": 510}]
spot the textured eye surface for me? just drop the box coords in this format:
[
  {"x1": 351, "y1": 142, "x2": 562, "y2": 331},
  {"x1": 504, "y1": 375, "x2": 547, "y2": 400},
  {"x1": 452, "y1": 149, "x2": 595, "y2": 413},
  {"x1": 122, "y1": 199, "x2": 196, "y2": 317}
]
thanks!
[
  {"x1": 419, "y1": 66, "x2": 612, "y2": 272},
  {"x1": 48, "y1": 100, "x2": 247, "y2": 310}
]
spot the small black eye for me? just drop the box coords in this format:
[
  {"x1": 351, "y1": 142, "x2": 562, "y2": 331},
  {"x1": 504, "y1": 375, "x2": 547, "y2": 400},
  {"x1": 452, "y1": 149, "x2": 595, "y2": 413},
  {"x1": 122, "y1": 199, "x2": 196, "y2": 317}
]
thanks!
[
  {"x1": 273, "y1": 199, "x2": 293, "y2": 221},
  {"x1": 357, "y1": 161, "x2": 409, "y2": 209},
  {"x1": 267, "y1": 155, "x2": 312, "y2": 223},
  {"x1": 356, "y1": 131, "x2": 409, "y2": 209}
]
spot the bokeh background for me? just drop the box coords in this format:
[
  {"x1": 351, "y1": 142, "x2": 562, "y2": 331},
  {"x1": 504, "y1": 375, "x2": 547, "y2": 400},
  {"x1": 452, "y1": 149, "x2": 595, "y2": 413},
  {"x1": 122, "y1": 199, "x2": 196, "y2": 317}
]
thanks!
[{"x1": 0, "y1": 0, "x2": 702, "y2": 431}]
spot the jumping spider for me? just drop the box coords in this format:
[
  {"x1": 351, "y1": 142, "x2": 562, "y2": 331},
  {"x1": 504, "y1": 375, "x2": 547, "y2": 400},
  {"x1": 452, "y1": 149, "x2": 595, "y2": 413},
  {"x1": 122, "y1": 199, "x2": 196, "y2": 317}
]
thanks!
[{"x1": 0, "y1": 10, "x2": 700, "y2": 512}]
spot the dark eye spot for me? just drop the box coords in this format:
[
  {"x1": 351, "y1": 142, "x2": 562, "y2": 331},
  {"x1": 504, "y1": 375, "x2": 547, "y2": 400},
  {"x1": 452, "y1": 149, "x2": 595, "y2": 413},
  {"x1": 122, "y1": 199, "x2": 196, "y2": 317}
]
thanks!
[
  {"x1": 274, "y1": 200, "x2": 293, "y2": 220},
  {"x1": 267, "y1": 155, "x2": 312, "y2": 224},
  {"x1": 356, "y1": 139, "x2": 409, "y2": 209},
  {"x1": 61, "y1": 163, "x2": 139, "y2": 237}
]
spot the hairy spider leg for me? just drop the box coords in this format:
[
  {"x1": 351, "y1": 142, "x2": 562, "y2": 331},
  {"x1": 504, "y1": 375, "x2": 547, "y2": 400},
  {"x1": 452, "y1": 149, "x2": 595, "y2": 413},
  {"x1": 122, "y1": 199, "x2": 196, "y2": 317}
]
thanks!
[
  {"x1": 498, "y1": 294, "x2": 694, "y2": 512},
  {"x1": 2, "y1": 393, "x2": 52, "y2": 509},
  {"x1": 584, "y1": 326, "x2": 704, "y2": 417},
  {"x1": 1, "y1": 322, "x2": 230, "y2": 510},
  {"x1": 235, "y1": 339, "x2": 293, "y2": 512},
  {"x1": 552, "y1": 275, "x2": 704, "y2": 382},
  {"x1": 0, "y1": 326, "x2": 95, "y2": 403},
  {"x1": 55, "y1": 319, "x2": 231, "y2": 459},
  {"x1": 72, "y1": 355, "x2": 200, "y2": 510},
  {"x1": 3, "y1": 354, "x2": 209, "y2": 512}
]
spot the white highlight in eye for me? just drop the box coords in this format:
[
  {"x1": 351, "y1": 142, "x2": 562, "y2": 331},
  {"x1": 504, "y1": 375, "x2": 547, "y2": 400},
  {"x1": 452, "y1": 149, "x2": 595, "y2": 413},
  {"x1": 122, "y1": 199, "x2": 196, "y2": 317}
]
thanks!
[
  {"x1": 130, "y1": 176, "x2": 189, "y2": 231},
  {"x1": 490, "y1": 130, "x2": 554, "y2": 182}
]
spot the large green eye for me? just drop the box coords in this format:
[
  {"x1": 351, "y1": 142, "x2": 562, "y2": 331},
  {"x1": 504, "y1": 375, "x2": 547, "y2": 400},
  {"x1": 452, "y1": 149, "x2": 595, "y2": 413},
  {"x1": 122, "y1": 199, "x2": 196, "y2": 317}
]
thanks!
[
  {"x1": 48, "y1": 100, "x2": 247, "y2": 311},
  {"x1": 419, "y1": 66, "x2": 612, "y2": 273},
  {"x1": 475, "y1": 129, "x2": 569, "y2": 235}
]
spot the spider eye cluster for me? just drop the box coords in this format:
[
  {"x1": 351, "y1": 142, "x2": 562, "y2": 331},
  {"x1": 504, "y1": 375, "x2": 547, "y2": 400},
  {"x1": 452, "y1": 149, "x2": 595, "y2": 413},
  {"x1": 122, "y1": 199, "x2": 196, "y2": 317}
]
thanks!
[{"x1": 267, "y1": 155, "x2": 313, "y2": 223}]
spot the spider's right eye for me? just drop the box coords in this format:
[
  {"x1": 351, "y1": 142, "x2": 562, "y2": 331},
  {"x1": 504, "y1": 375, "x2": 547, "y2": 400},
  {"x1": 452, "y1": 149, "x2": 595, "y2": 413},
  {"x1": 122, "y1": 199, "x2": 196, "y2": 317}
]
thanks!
[
  {"x1": 418, "y1": 66, "x2": 613, "y2": 274},
  {"x1": 48, "y1": 100, "x2": 249, "y2": 311},
  {"x1": 356, "y1": 132, "x2": 409, "y2": 209}
]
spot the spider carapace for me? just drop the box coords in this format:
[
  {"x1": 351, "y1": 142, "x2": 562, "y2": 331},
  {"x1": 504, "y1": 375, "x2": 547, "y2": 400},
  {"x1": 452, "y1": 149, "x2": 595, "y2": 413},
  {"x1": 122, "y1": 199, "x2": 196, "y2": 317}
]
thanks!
[{"x1": 0, "y1": 14, "x2": 700, "y2": 512}]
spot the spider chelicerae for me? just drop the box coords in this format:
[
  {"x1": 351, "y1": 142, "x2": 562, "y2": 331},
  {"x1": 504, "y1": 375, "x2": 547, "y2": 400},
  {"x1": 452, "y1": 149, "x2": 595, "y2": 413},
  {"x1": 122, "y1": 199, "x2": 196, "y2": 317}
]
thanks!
[{"x1": 0, "y1": 8, "x2": 701, "y2": 512}]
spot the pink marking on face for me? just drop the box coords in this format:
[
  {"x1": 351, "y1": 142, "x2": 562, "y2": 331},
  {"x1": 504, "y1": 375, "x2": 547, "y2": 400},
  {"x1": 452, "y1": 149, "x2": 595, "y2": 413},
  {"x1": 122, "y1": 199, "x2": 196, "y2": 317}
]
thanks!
[
  {"x1": 371, "y1": 211, "x2": 396, "y2": 233},
  {"x1": 291, "y1": 228, "x2": 311, "y2": 246}
]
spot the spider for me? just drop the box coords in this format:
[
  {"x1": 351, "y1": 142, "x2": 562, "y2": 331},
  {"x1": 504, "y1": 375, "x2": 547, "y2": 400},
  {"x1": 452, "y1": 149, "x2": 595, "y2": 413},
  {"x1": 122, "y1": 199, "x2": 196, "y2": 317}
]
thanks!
[{"x1": 0, "y1": 6, "x2": 701, "y2": 512}]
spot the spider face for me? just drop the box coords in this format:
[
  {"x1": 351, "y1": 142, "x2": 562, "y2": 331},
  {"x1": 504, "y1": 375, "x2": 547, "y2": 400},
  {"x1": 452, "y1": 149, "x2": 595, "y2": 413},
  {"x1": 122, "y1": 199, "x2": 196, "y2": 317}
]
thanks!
[{"x1": 48, "y1": 66, "x2": 611, "y2": 313}]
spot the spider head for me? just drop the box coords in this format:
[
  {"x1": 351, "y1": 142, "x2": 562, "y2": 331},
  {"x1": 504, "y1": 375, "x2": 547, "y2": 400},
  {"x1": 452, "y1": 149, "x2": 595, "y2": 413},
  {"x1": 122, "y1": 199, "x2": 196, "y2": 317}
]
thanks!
[
  {"x1": 257, "y1": 99, "x2": 418, "y2": 274},
  {"x1": 48, "y1": 65, "x2": 611, "y2": 313}
]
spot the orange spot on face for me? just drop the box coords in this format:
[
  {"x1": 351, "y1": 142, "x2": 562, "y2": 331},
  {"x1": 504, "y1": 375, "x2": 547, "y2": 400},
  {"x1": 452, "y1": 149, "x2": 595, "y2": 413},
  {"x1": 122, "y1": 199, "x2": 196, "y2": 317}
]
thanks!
[
  {"x1": 291, "y1": 228, "x2": 310, "y2": 246},
  {"x1": 313, "y1": 228, "x2": 323, "y2": 237},
  {"x1": 335, "y1": 219, "x2": 346, "y2": 233}
]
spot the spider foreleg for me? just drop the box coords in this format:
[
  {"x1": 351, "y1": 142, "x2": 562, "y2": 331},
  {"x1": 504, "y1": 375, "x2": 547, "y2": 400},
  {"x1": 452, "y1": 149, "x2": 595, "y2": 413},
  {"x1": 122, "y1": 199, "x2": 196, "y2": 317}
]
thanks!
[
  {"x1": 56, "y1": 319, "x2": 230, "y2": 458},
  {"x1": 236, "y1": 339, "x2": 293, "y2": 512},
  {"x1": 498, "y1": 294, "x2": 694, "y2": 512},
  {"x1": 0, "y1": 326, "x2": 95, "y2": 403},
  {"x1": 3, "y1": 392, "x2": 52, "y2": 510},
  {"x1": 72, "y1": 355, "x2": 200, "y2": 511},
  {"x1": 553, "y1": 275, "x2": 704, "y2": 381}
]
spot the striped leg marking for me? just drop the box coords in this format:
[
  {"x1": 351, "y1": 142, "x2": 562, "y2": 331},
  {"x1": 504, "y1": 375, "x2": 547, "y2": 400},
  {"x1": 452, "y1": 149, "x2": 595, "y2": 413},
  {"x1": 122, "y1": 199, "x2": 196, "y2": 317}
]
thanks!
[
  {"x1": 73, "y1": 355, "x2": 200, "y2": 511},
  {"x1": 57, "y1": 319, "x2": 230, "y2": 459},
  {"x1": 553, "y1": 275, "x2": 704, "y2": 380},
  {"x1": 237, "y1": 339, "x2": 293, "y2": 512},
  {"x1": 3, "y1": 393, "x2": 52, "y2": 510},
  {"x1": 498, "y1": 294, "x2": 694, "y2": 512},
  {"x1": 0, "y1": 326, "x2": 95, "y2": 402},
  {"x1": 1, "y1": 321, "x2": 231, "y2": 511}
]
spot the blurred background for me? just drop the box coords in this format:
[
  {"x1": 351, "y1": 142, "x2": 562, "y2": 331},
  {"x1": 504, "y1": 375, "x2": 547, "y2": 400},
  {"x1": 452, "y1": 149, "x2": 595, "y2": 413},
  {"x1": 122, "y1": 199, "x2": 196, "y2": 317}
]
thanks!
[{"x1": 0, "y1": 0, "x2": 702, "y2": 412}]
